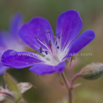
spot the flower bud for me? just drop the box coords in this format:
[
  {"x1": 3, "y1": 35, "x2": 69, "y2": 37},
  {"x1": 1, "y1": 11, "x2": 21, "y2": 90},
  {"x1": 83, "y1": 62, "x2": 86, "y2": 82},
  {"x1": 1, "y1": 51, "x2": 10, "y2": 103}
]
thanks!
[{"x1": 81, "y1": 63, "x2": 103, "y2": 80}]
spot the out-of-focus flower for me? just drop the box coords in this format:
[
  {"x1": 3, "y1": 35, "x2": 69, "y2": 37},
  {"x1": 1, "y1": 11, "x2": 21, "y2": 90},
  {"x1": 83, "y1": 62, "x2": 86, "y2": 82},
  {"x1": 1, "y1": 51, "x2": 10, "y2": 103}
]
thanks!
[
  {"x1": 0, "y1": 73, "x2": 33, "y2": 103},
  {"x1": 0, "y1": 13, "x2": 26, "y2": 74},
  {"x1": 0, "y1": 86, "x2": 15, "y2": 102},
  {"x1": 17, "y1": 82, "x2": 34, "y2": 94},
  {"x1": 2, "y1": 10, "x2": 95, "y2": 75}
]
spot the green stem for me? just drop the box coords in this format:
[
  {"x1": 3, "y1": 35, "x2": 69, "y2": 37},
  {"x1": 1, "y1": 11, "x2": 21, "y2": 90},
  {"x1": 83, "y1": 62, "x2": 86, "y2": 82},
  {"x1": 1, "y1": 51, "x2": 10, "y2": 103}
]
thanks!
[{"x1": 61, "y1": 72, "x2": 70, "y2": 103}]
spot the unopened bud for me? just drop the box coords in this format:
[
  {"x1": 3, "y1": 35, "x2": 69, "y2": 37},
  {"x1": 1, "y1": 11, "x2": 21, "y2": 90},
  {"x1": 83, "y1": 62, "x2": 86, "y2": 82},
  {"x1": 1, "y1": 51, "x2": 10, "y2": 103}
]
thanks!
[{"x1": 81, "y1": 63, "x2": 103, "y2": 80}]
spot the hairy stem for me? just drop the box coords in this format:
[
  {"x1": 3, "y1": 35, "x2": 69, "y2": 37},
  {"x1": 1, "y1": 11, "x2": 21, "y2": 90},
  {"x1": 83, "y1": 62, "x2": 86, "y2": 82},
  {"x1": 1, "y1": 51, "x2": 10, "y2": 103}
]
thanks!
[
  {"x1": 69, "y1": 72, "x2": 82, "y2": 103},
  {"x1": 61, "y1": 72, "x2": 70, "y2": 90},
  {"x1": 70, "y1": 72, "x2": 82, "y2": 88},
  {"x1": 68, "y1": 89, "x2": 72, "y2": 103},
  {"x1": 61, "y1": 72, "x2": 82, "y2": 103},
  {"x1": 61, "y1": 72, "x2": 70, "y2": 103}
]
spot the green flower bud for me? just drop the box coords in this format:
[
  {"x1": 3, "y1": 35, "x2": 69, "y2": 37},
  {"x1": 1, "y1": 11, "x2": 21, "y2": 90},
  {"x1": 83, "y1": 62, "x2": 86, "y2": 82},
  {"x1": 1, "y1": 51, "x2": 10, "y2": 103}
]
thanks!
[{"x1": 81, "y1": 63, "x2": 103, "y2": 80}]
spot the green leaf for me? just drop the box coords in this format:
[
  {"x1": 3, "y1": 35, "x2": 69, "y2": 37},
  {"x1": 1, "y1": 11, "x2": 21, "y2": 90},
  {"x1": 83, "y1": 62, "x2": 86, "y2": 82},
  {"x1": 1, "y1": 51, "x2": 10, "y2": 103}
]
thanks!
[{"x1": 4, "y1": 73, "x2": 22, "y2": 100}]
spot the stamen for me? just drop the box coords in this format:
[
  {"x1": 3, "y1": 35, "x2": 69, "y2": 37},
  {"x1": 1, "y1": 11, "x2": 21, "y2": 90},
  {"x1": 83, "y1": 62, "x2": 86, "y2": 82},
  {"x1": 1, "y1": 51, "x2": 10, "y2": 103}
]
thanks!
[
  {"x1": 48, "y1": 40, "x2": 53, "y2": 53},
  {"x1": 57, "y1": 46, "x2": 59, "y2": 49},
  {"x1": 35, "y1": 37, "x2": 39, "y2": 41},
  {"x1": 45, "y1": 30, "x2": 51, "y2": 33},
  {"x1": 35, "y1": 37, "x2": 47, "y2": 49},
  {"x1": 35, "y1": 37, "x2": 52, "y2": 55},
  {"x1": 40, "y1": 47, "x2": 42, "y2": 53},
  {"x1": 49, "y1": 40, "x2": 52, "y2": 46},
  {"x1": 43, "y1": 41, "x2": 46, "y2": 44},
  {"x1": 56, "y1": 33, "x2": 60, "y2": 39},
  {"x1": 45, "y1": 30, "x2": 51, "y2": 41},
  {"x1": 56, "y1": 41, "x2": 57, "y2": 45},
  {"x1": 45, "y1": 51, "x2": 48, "y2": 55}
]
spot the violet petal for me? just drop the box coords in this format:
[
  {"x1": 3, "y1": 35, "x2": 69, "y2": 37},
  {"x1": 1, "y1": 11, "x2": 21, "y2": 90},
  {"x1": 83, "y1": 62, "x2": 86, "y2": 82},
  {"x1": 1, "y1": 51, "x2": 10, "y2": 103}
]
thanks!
[
  {"x1": 19, "y1": 17, "x2": 54, "y2": 51},
  {"x1": 64, "y1": 30, "x2": 95, "y2": 58},
  {"x1": 1, "y1": 50, "x2": 43, "y2": 69},
  {"x1": 56, "y1": 10, "x2": 83, "y2": 49},
  {"x1": 29, "y1": 62, "x2": 65, "y2": 75}
]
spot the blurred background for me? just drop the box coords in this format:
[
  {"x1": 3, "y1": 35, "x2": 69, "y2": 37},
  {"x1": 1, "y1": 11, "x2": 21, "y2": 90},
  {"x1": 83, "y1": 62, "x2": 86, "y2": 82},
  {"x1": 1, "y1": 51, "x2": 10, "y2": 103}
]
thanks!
[{"x1": 0, "y1": 0, "x2": 103, "y2": 103}]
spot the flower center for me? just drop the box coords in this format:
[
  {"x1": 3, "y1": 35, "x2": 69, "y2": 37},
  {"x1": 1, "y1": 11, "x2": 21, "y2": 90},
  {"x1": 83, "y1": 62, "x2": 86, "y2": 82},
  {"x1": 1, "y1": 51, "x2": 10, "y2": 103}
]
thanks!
[{"x1": 35, "y1": 30, "x2": 66, "y2": 66}]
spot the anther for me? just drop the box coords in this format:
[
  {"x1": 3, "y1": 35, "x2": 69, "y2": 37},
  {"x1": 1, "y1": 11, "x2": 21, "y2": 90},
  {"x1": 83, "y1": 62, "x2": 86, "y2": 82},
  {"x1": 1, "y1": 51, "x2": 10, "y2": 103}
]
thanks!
[
  {"x1": 57, "y1": 46, "x2": 59, "y2": 49},
  {"x1": 56, "y1": 33, "x2": 60, "y2": 38},
  {"x1": 56, "y1": 41, "x2": 57, "y2": 45},
  {"x1": 46, "y1": 30, "x2": 51, "y2": 33},
  {"x1": 45, "y1": 51, "x2": 48, "y2": 55},
  {"x1": 35, "y1": 37, "x2": 39, "y2": 41},
  {"x1": 40, "y1": 47, "x2": 42, "y2": 53},
  {"x1": 49, "y1": 40, "x2": 52, "y2": 46}
]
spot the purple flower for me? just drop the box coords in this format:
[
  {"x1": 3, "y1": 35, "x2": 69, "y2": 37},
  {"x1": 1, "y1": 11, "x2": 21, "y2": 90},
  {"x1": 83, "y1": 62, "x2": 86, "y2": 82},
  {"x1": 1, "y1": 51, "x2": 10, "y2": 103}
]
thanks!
[
  {"x1": 1, "y1": 10, "x2": 95, "y2": 75},
  {"x1": 0, "y1": 13, "x2": 25, "y2": 74}
]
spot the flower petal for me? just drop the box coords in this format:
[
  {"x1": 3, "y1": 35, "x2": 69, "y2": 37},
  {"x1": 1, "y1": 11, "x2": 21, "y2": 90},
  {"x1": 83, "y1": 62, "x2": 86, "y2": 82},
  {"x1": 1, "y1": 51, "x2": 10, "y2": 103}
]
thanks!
[
  {"x1": 1, "y1": 50, "x2": 43, "y2": 69},
  {"x1": 29, "y1": 62, "x2": 65, "y2": 75},
  {"x1": 56, "y1": 10, "x2": 83, "y2": 49},
  {"x1": 64, "y1": 30, "x2": 95, "y2": 58},
  {"x1": 9, "y1": 12, "x2": 23, "y2": 42},
  {"x1": 19, "y1": 17, "x2": 54, "y2": 51},
  {"x1": 0, "y1": 31, "x2": 25, "y2": 52}
]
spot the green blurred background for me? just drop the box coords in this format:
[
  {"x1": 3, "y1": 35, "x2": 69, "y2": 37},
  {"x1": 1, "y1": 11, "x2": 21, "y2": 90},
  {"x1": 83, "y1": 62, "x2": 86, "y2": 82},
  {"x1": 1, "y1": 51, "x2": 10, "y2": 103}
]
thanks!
[{"x1": 0, "y1": 0, "x2": 103, "y2": 103}]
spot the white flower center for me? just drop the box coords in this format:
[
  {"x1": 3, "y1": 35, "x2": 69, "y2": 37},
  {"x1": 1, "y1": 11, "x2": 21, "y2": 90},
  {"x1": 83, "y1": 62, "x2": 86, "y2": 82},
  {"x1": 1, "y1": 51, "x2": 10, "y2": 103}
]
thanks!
[{"x1": 35, "y1": 31, "x2": 68, "y2": 66}]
